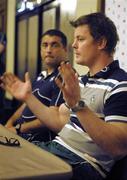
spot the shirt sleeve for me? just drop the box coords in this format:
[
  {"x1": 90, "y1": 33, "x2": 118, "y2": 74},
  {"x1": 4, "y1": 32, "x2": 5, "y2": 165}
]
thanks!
[{"x1": 104, "y1": 81, "x2": 127, "y2": 123}]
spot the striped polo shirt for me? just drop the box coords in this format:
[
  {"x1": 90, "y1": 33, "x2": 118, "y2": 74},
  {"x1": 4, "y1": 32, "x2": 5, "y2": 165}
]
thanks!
[{"x1": 56, "y1": 60, "x2": 127, "y2": 177}]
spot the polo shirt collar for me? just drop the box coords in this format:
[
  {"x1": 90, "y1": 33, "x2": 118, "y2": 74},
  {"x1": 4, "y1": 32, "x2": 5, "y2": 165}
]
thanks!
[
  {"x1": 88, "y1": 60, "x2": 119, "y2": 79},
  {"x1": 81, "y1": 60, "x2": 119, "y2": 83},
  {"x1": 41, "y1": 68, "x2": 58, "y2": 79}
]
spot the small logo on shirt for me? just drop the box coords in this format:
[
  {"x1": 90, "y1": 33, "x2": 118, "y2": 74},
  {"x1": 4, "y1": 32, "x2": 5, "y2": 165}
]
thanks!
[
  {"x1": 90, "y1": 95, "x2": 96, "y2": 104},
  {"x1": 37, "y1": 76, "x2": 42, "y2": 81},
  {"x1": 50, "y1": 76, "x2": 55, "y2": 82}
]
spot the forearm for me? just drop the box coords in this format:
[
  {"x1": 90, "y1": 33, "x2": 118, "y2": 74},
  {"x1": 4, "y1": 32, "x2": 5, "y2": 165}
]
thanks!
[
  {"x1": 0, "y1": 43, "x2": 5, "y2": 54},
  {"x1": 76, "y1": 107, "x2": 127, "y2": 157},
  {"x1": 20, "y1": 119, "x2": 43, "y2": 133},
  {"x1": 5, "y1": 103, "x2": 26, "y2": 127},
  {"x1": 24, "y1": 93, "x2": 67, "y2": 132}
]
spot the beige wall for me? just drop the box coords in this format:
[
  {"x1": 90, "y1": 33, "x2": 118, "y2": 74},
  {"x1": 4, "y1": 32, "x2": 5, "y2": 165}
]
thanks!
[
  {"x1": 59, "y1": 0, "x2": 101, "y2": 75},
  {"x1": 60, "y1": 1, "x2": 75, "y2": 65},
  {"x1": 6, "y1": 0, "x2": 16, "y2": 73},
  {"x1": 73, "y1": 0, "x2": 101, "y2": 75},
  {"x1": 6, "y1": 0, "x2": 101, "y2": 78},
  {"x1": 6, "y1": 0, "x2": 16, "y2": 99}
]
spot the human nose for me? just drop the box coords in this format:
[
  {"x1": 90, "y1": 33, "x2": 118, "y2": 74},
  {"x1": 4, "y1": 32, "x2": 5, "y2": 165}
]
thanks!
[
  {"x1": 72, "y1": 40, "x2": 78, "y2": 49},
  {"x1": 46, "y1": 45, "x2": 52, "y2": 52}
]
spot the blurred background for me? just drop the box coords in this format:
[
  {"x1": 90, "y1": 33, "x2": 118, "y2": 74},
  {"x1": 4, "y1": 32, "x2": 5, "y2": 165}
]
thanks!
[{"x1": 0, "y1": 0, "x2": 127, "y2": 122}]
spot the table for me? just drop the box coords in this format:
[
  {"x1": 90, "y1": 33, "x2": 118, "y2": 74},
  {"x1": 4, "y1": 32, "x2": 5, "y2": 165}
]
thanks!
[{"x1": 0, "y1": 125, "x2": 72, "y2": 180}]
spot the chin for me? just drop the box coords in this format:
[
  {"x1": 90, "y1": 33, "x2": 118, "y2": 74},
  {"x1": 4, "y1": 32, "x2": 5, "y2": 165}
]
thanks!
[{"x1": 76, "y1": 59, "x2": 85, "y2": 66}]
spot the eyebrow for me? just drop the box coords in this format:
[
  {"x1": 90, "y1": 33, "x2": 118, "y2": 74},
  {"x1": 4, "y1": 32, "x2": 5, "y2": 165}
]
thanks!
[
  {"x1": 75, "y1": 35, "x2": 84, "y2": 38},
  {"x1": 41, "y1": 41, "x2": 61, "y2": 44}
]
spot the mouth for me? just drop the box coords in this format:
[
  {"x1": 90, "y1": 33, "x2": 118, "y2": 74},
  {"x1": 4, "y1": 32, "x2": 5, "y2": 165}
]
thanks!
[
  {"x1": 74, "y1": 51, "x2": 79, "y2": 55},
  {"x1": 75, "y1": 53, "x2": 80, "y2": 57},
  {"x1": 45, "y1": 56, "x2": 54, "y2": 58}
]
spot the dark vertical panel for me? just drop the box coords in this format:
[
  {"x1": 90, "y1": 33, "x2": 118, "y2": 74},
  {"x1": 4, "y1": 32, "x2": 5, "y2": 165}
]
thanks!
[
  {"x1": 0, "y1": 0, "x2": 7, "y2": 32},
  {"x1": 100, "y1": 0, "x2": 105, "y2": 13},
  {"x1": 37, "y1": 6, "x2": 43, "y2": 74},
  {"x1": 55, "y1": 5, "x2": 60, "y2": 29}
]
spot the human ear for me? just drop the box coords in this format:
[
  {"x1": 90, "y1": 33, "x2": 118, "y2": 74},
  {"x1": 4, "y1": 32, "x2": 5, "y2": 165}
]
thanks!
[{"x1": 97, "y1": 37, "x2": 107, "y2": 50}]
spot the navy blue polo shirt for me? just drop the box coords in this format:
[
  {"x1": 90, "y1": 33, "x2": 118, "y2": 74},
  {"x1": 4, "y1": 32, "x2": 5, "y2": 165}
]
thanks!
[{"x1": 17, "y1": 69, "x2": 64, "y2": 124}]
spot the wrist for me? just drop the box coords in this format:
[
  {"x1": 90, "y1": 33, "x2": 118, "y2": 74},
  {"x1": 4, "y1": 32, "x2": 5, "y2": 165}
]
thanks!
[
  {"x1": 5, "y1": 123, "x2": 13, "y2": 128},
  {"x1": 24, "y1": 92, "x2": 33, "y2": 103},
  {"x1": 65, "y1": 100, "x2": 86, "y2": 112},
  {"x1": 15, "y1": 123, "x2": 22, "y2": 134}
]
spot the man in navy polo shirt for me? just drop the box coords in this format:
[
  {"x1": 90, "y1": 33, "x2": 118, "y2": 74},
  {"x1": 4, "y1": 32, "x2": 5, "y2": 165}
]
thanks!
[
  {"x1": 5, "y1": 29, "x2": 68, "y2": 142},
  {"x1": 2, "y1": 13, "x2": 127, "y2": 180}
]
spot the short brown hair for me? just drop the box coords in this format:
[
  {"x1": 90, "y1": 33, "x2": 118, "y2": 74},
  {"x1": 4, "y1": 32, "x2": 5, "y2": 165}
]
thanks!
[{"x1": 70, "y1": 12, "x2": 119, "y2": 54}]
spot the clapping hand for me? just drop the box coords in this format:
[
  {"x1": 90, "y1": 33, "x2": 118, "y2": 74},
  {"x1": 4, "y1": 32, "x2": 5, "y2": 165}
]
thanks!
[
  {"x1": 55, "y1": 62, "x2": 80, "y2": 108},
  {"x1": 0, "y1": 72, "x2": 32, "y2": 101}
]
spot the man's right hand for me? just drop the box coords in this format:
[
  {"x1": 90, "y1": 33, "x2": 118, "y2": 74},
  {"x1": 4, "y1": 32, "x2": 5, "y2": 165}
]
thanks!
[
  {"x1": 55, "y1": 62, "x2": 80, "y2": 108},
  {"x1": 0, "y1": 72, "x2": 32, "y2": 102}
]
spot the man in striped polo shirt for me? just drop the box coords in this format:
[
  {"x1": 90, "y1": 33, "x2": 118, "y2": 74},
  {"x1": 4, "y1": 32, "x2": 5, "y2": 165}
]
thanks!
[{"x1": 1, "y1": 13, "x2": 127, "y2": 180}]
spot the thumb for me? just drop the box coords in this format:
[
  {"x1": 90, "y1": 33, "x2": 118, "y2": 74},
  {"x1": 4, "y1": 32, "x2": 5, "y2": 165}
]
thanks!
[{"x1": 25, "y1": 72, "x2": 30, "y2": 82}]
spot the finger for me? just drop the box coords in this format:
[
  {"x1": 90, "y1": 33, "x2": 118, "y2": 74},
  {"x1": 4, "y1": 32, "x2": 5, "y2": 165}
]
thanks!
[
  {"x1": 2, "y1": 73, "x2": 16, "y2": 85},
  {"x1": 0, "y1": 83, "x2": 5, "y2": 90},
  {"x1": 1, "y1": 73, "x2": 18, "y2": 90},
  {"x1": 74, "y1": 73, "x2": 79, "y2": 83},
  {"x1": 0, "y1": 81, "x2": 12, "y2": 93},
  {"x1": 59, "y1": 64, "x2": 76, "y2": 85},
  {"x1": 25, "y1": 72, "x2": 30, "y2": 82},
  {"x1": 3, "y1": 72, "x2": 14, "y2": 82},
  {"x1": 55, "y1": 76, "x2": 65, "y2": 90}
]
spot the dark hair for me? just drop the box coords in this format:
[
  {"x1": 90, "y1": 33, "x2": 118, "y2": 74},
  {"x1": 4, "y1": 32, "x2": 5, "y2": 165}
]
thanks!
[
  {"x1": 42, "y1": 29, "x2": 67, "y2": 47},
  {"x1": 70, "y1": 12, "x2": 119, "y2": 54}
]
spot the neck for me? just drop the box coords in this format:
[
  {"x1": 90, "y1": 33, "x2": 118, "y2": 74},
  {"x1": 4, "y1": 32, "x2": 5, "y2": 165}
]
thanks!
[
  {"x1": 47, "y1": 67, "x2": 54, "y2": 75},
  {"x1": 89, "y1": 53, "x2": 113, "y2": 76}
]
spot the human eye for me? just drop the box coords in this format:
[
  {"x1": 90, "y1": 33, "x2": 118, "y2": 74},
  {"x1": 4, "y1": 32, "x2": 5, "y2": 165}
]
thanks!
[
  {"x1": 52, "y1": 42, "x2": 60, "y2": 48},
  {"x1": 77, "y1": 37, "x2": 85, "y2": 42},
  {"x1": 41, "y1": 43, "x2": 47, "y2": 48}
]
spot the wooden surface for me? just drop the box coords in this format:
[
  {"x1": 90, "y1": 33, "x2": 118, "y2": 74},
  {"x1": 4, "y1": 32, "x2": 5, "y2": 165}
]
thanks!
[{"x1": 0, "y1": 125, "x2": 72, "y2": 180}]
